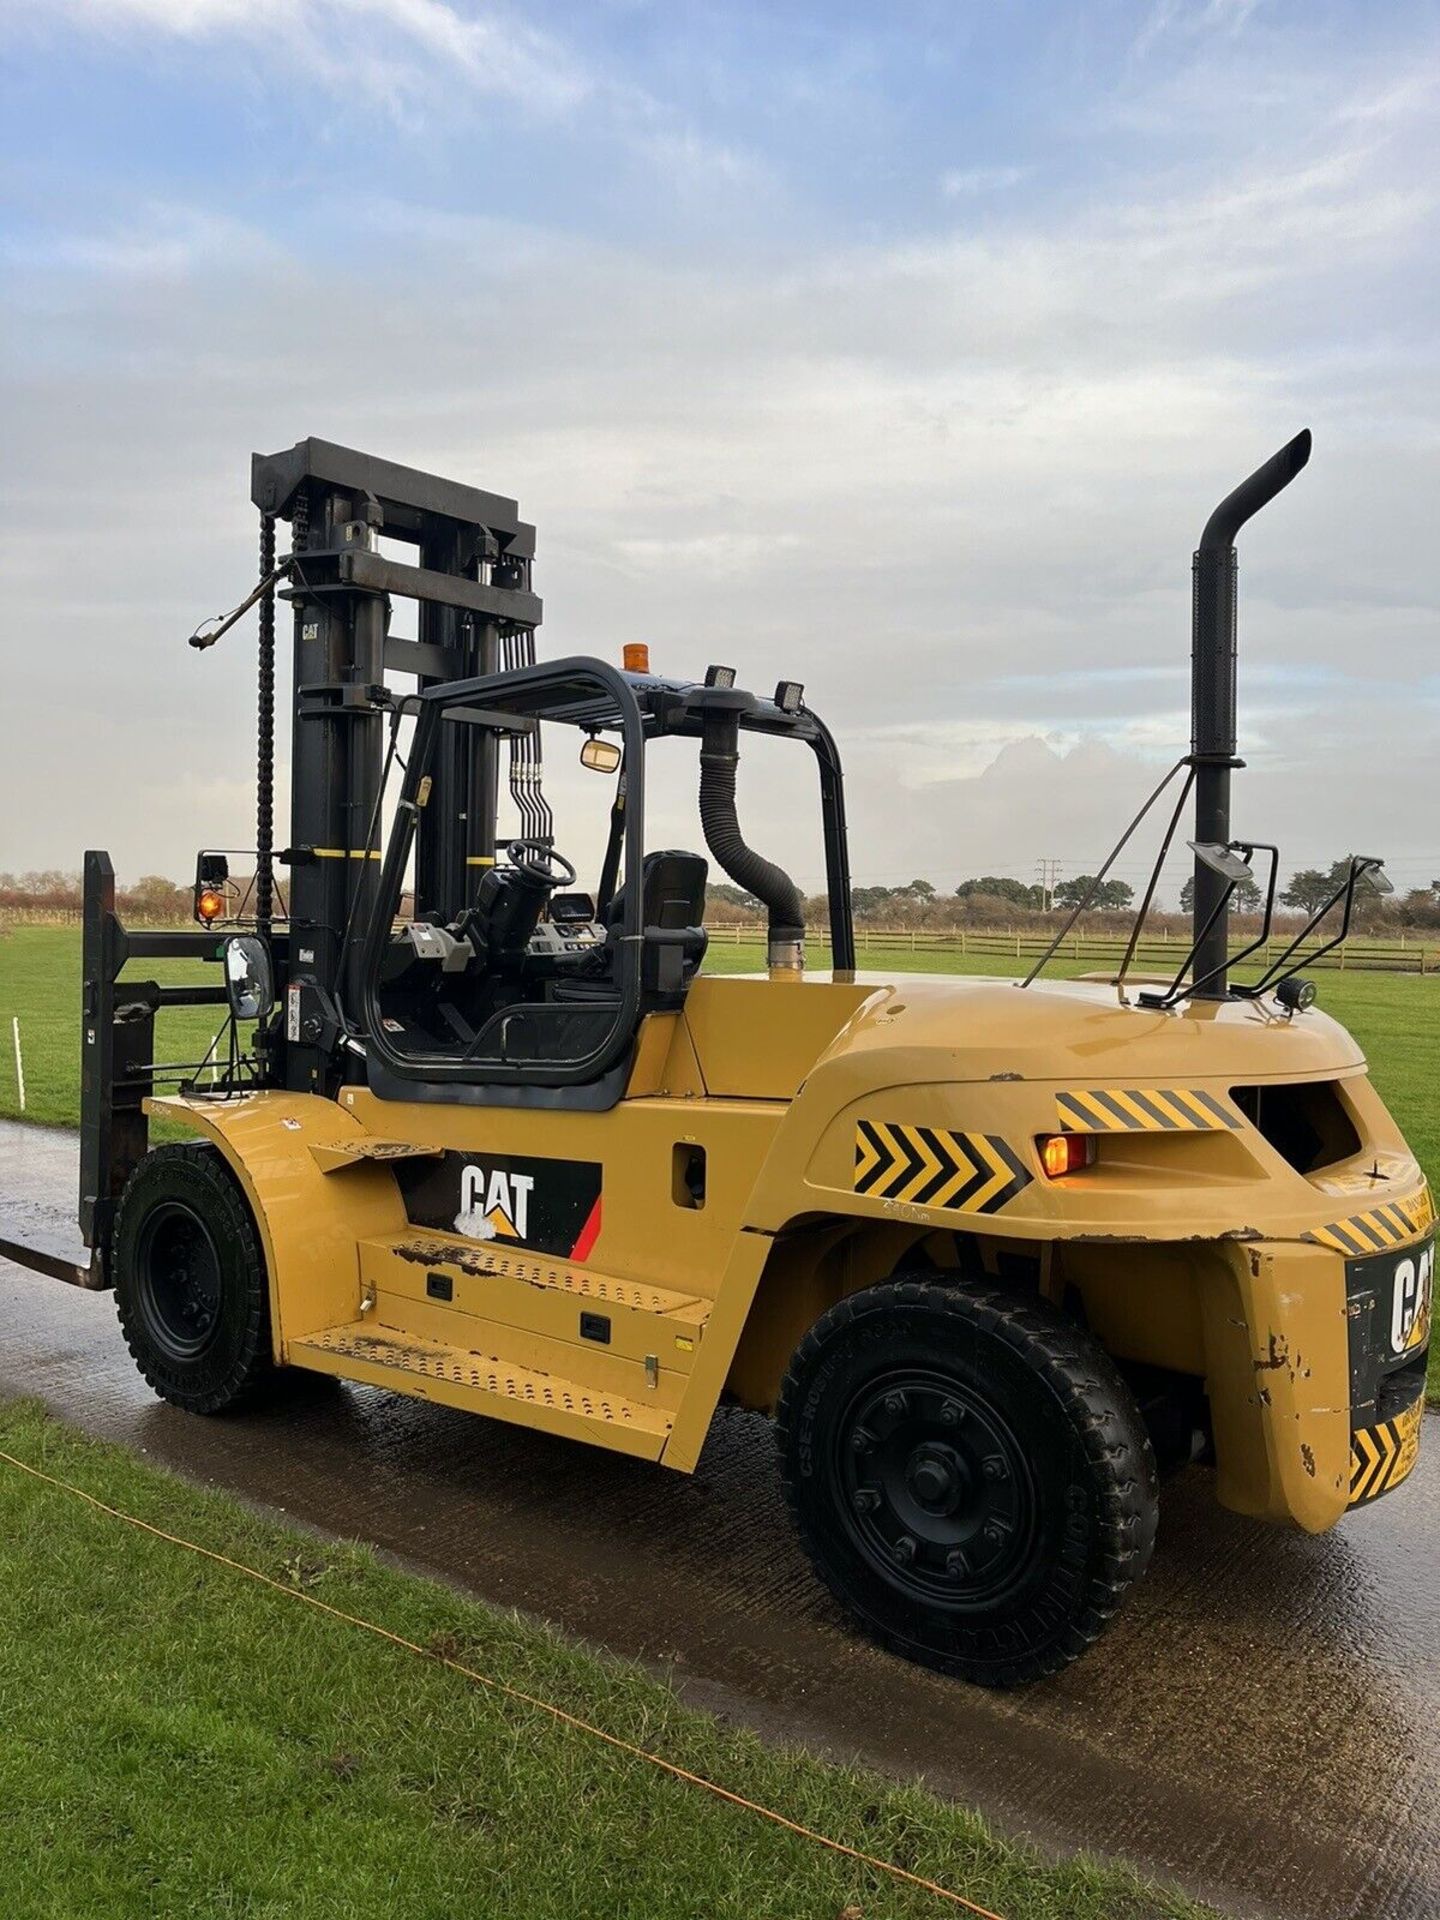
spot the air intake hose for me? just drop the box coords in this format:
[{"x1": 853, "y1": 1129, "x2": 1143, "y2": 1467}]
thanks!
[{"x1": 699, "y1": 709, "x2": 805, "y2": 973}]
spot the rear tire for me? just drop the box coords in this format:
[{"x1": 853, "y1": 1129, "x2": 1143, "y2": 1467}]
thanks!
[
  {"x1": 776, "y1": 1276, "x2": 1158, "y2": 1687},
  {"x1": 113, "y1": 1141, "x2": 273, "y2": 1414}
]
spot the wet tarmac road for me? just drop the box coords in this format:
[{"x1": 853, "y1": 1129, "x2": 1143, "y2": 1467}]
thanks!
[{"x1": 1, "y1": 1120, "x2": 1436, "y2": 1920}]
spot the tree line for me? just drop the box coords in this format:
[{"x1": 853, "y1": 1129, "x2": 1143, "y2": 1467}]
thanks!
[
  {"x1": 6, "y1": 867, "x2": 1439, "y2": 931},
  {"x1": 0, "y1": 871, "x2": 192, "y2": 921},
  {"x1": 710, "y1": 864, "x2": 1440, "y2": 929}
]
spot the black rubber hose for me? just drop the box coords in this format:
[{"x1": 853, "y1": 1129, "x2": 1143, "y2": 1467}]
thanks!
[{"x1": 699, "y1": 710, "x2": 805, "y2": 949}]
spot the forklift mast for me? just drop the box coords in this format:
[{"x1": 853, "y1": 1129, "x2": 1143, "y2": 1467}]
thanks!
[
  {"x1": 248, "y1": 439, "x2": 541, "y2": 1089},
  {"x1": 77, "y1": 440, "x2": 542, "y2": 1261}
]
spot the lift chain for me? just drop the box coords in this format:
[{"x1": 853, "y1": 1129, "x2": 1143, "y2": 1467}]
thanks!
[{"x1": 255, "y1": 510, "x2": 277, "y2": 931}]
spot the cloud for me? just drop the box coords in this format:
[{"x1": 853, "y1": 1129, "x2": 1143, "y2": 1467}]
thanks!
[
  {"x1": 16, "y1": 0, "x2": 769, "y2": 196},
  {"x1": 0, "y1": 6, "x2": 1436, "y2": 902},
  {"x1": 25, "y1": 0, "x2": 593, "y2": 116},
  {"x1": 939, "y1": 165, "x2": 1029, "y2": 198},
  {"x1": 1131, "y1": 0, "x2": 1265, "y2": 64},
  {"x1": 3, "y1": 203, "x2": 280, "y2": 279}
]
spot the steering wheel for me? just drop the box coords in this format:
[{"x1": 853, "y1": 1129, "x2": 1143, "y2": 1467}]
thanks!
[{"x1": 506, "y1": 838, "x2": 577, "y2": 889}]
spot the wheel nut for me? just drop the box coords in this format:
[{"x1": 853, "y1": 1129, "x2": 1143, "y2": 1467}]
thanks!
[
  {"x1": 945, "y1": 1548, "x2": 971, "y2": 1577},
  {"x1": 982, "y1": 1454, "x2": 1008, "y2": 1482},
  {"x1": 852, "y1": 1487, "x2": 880, "y2": 1513},
  {"x1": 892, "y1": 1535, "x2": 917, "y2": 1565},
  {"x1": 850, "y1": 1426, "x2": 875, "y2": 1454},
  {"x1": 938, "y1": 1398, "x2": 965, "y2": 1426},
  {"x1": 883, "y1": 1390, "x2": 908, "y2": 1418}
]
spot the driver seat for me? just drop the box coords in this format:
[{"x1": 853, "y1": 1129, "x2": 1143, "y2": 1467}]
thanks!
[
  {"x1": 556, "y1": 850, "x2": 709, "y2": 1011},
  {"x1": 610, "y1": 850, "x2": 709, "y2": 1007}
]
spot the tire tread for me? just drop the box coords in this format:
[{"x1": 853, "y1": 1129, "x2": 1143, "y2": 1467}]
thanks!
[
  {"x1": 775, "y1": 1275, "x2": 1158, "y2": 1687},
  {"x1": 113, "y1": 1141, "x2": 273, "y2": 1415}
]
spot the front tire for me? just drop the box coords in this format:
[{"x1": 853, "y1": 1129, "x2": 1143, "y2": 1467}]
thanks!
[
  {"x1": 777, "y1": 1277, "x2": 1158, "y2": 1687},
  {"x1": 113, "y1": 1142, "x2": 273, "y2": 1414}
]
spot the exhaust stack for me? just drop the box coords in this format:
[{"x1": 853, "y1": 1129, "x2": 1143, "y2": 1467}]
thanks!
[{"x1": 1189, "y1": 429, "x2": 1311, "y2": 999}]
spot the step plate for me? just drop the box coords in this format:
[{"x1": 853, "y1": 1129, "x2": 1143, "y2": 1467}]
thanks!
[
  {"x1": 289, "y1": 1321, "x2": 672, "y2": 1458},
  {"x1": 379, "y1": 1232, "x2": 709, "y2": 1322},
  {"x1": 310, "y1": 1140, "x2": 444, "y2": 1175}
]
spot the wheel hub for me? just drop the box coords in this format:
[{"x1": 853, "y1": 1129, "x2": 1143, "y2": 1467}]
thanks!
[
  {"x1": 838, "y1": 1370, "x2": 1037, "y2": 1606},
  {"x1": 905, "y1": 1442, "x2": 967, "y2": 1514},
  {"x1": 136, "y1": 1203, "x2": 222, "y2": 1359}
]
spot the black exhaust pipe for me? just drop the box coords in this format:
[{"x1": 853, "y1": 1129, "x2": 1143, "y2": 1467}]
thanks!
[
  {"x1": 699, "y1": 710, "x2": 805, "y2": 974},
  {"x1": 1189, "y1": 429, "x2": 1311, "y2": 999}
]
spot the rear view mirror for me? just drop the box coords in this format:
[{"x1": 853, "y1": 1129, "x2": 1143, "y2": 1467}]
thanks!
[
  {"x1": 579, "y1": 737, "x2": 622, "y2": 775},
  {"x1": 224, "y1": 936, "x2": 274, "y2": 1023}
]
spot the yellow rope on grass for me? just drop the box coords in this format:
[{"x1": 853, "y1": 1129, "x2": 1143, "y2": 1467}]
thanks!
[{"x1": 0, "y1": 1443, "x2": 1005, "y2": 1919}]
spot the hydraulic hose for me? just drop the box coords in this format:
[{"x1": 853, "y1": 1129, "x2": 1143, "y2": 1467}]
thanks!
[{"x1": 699, "y1": 709, "x2": 805, "y2": 973}]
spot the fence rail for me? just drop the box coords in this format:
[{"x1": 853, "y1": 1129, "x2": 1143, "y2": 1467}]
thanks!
[
  {"x1": 706, "y1": 924, "x2": 1438, "y2": 974},
  {"x1": 4, "y1": 909, "x2": 1435, "y2": 972}
]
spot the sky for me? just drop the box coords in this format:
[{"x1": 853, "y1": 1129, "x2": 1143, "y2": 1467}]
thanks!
[{"x1": 1, "y1": 0, "x2": 1437, "y2": 903}]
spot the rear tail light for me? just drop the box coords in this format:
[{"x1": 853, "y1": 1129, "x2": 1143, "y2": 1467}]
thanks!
[{"x1": 1040, "y1": 1133, "x2": 1097, "y2": 1179}]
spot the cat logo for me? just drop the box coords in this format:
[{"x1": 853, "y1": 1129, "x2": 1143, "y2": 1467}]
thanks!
[
  {"x1": 397, "y1": 1150, "x2": 604, "y2": 1261},
  {"x1": 1390, "y1": 1240, "x2": 1434, "y2": 1355},
  {"x1": 456, "y1": 1163, "x2": 534, "y2": 1242}
]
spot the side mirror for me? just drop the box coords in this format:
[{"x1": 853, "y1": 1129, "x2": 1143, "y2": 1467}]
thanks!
[
  {"x1": 579, "y1": 736, "x2": 622, "y2": 775},
  {"x1": 1188, "y1": 840, "x2": 1256, "y2": 885},
  {"x1": 224, "y1": 935, "x2": 274, "y2": 1023}
]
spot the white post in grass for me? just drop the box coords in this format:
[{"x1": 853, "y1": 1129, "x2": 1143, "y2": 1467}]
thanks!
[
  {"x1": 11, "y1": 1016, "x2": 25, "y2": 1113},
  {"x1": 193, "y1": 1023, "x2": 227, "y2": 1086}
]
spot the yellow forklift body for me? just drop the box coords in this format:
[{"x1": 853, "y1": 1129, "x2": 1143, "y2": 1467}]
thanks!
[
  {"x1": 56, "y1": 426, "x2": 1422, "y2": 1689},
  {"x1": 153, "y1": 967, "x2": 1431, "y2": 1529}
]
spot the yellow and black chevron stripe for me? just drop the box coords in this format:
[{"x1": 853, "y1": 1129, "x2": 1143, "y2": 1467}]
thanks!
[
  {"x1": 854, "y1": 1123, "x2": 1032, "y2": 1215},
  {"x1": 1305, "y1": 1195, "x2": 1433, "y2": 1257},
  {"x1": 1349, "y1": 1397, "x2": 1423, "y2": 1506},
  {"x1": 1055, "y1": 1086, "x2": 1239, "y2": 1134}
]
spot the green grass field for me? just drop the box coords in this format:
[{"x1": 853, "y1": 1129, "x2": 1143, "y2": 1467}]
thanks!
[
  {"x1": 2, "y1": 925, "x2": 1433, "y2": 1155},
  {"x1": 0, "y1": 1397, "x2": 1208, "y2": 1920},
  {"x1": 1, "y1": 924, "x2": 1434, "y2": 1391}
]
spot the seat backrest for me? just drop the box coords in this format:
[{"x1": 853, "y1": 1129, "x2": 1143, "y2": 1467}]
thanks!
[
  {"x1": 607, "y1": 850, "x2": 709, "y2": 1008},
  {"x1": 608, "y1": 850, "x2": 708, "y2": 936},
  {"x1": 645, "y1": 850, "x2": 707, "y2": 931}
]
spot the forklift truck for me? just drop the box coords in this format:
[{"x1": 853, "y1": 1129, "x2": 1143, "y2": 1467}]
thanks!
[{"x1": 8, "y1": 432, "x2": 1430, "y2": 1687}]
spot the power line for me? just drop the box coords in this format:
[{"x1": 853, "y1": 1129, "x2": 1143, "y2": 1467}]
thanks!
[
  {"x1": 845, "y1": 856, "x2": 1440, "y2": 885},
  {"x1": 1035, "y1": 858, "x2": 1062, "y2": 913}
]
